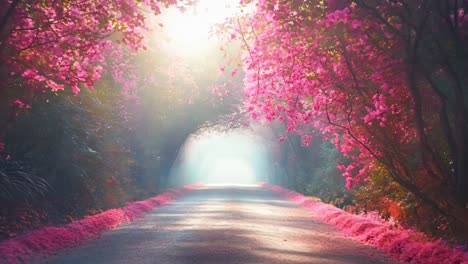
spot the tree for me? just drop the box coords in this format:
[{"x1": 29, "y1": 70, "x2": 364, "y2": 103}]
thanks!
[
  {"x1": 232, "y1": 0, "x2": 468, "y2": 237},
  {"x1": 0, "y1": 0, "x2": 181, "y2": 140}
]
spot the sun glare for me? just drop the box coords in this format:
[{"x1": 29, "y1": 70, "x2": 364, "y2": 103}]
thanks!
[{"x1": 160, "y1": 0, "x2": 242, "y2": 56}]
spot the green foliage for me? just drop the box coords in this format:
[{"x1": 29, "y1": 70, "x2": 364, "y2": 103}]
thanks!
[
  {"x1": 302, "y1": 141, "x2": 353, "y2": 208},
  {"x1": 2, "y1": 83, "x2": 140, "y2": 218},
  {"x1": 271, "y1": 130, "x2": 353, "y2": 208},
  {"x1": 353, "y1": 165, "x2": 461, "y2": 241},
  {"x1": 0, "y1": 158, "x2": 48, "y2": 201}
]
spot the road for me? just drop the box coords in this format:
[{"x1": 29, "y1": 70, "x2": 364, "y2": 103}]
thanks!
[{"x1": 38, "y1": 185, "x2": 394, "y2": 264}]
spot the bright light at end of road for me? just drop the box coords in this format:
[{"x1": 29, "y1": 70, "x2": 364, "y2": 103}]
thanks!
[
  {"x1": 173, "y1": 131, "x2": 269, "y2": 185},
  {"x1": 209, "y1": 158, "x2": 256, "y2": 184}
]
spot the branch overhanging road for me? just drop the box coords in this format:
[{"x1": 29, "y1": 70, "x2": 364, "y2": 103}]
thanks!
[{"x1": 38, "y1": 186, "x2": 395, "y2": 264}]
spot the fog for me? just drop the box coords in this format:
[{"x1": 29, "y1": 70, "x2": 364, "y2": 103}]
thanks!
[{"x1": 169, "y1": 130, "x2": 270, "y2": 186}]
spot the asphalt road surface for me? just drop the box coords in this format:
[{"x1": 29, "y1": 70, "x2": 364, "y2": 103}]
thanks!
[{"x1": 38, "y1": 185, "x2": 395, "y2": 264}]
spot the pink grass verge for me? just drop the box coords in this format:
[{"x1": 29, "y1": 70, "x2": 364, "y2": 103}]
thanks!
[
  {"x1": 0, "y1": 183, "x2": 201, "y2": 264},
  {"x1": 260, "y1": 182, "x2": 468, "y2": 264}
]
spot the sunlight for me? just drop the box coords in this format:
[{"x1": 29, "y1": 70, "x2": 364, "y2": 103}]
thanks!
[
  {"x1": 208, "y1": 158, "x2": 256, "y2": 184},
  {"x1": 170, "y1": 131, "x2": 270, "y2": 185},
  {"x1": 164, "y1": 11, "x2": 210, "y2": 55},
  {"x1": 161, "y1": 0, "x2": 241, "y2": 56}
]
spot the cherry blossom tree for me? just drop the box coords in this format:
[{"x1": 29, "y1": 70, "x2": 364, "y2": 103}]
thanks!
[
  {"x1": 232, "y1": 0, "x2": 468, "y2": 231},
  {"x1": 0, "y1": 0, "x2": 182, "y2": 141}
]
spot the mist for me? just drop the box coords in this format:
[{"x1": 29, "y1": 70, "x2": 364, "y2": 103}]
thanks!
[{"x1": 169, "y1": 129, "x2": 270, "y2": 186}]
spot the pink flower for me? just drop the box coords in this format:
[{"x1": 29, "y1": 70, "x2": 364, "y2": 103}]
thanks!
[
  {"x1": 21, "y1": 69, "x2": 37, "y2": 79},
  {"x1": 351, "y1": 19, "x2": 362, "y2": 29},
  {"x1": 71, "y1": 85, "x2": 80, "y2": 94}
]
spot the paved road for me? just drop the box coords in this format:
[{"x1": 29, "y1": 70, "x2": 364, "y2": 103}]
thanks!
[{"x1": 38, "y1": 185, "x2": 394, "y2": 264}]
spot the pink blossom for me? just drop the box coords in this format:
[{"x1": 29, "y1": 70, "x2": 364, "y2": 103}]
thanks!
[
  {"x1": 71, "y1": 85, "x2": 80, "y2": 94},
  {"x1": 351, "y1": 19, "x2": 362, "y2": 29}
]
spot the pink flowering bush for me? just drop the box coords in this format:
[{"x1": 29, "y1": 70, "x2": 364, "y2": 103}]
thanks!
[
  {"x1": 263, "y1": 183, "x2": 468, "y2": 264},
  {"x1": 0, "y1": 184, "x2": 199, "y2": 264}
]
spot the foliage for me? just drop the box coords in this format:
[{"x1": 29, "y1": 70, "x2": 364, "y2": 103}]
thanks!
[
  {"x1": 304, "y1": 141, "x2": 353, "y2": 208},
  {"x1": 0, "y1": 158, "x2": 48, "y2": 201},
  {"x1": 0, "y1": 203, "x2": 47, "y2": 240},
  {"x1": 260, "y1": 123, "x2": 353, "y2": 208},
  {"x1": 0, "y1": 80, "x2": 148, "y2": 239},
  {"x1": 0, "y1": 0, "x2": 182, "y2": 144},
  {"x1": 229, "y1": 0, "x2": 468, "y2": 240},
  {"x1": 353, "y1": 165, "x2": 462, "y2": 241},
  {"x1": 0, "y1": 0, "x2": 178, "y2": 94}
]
